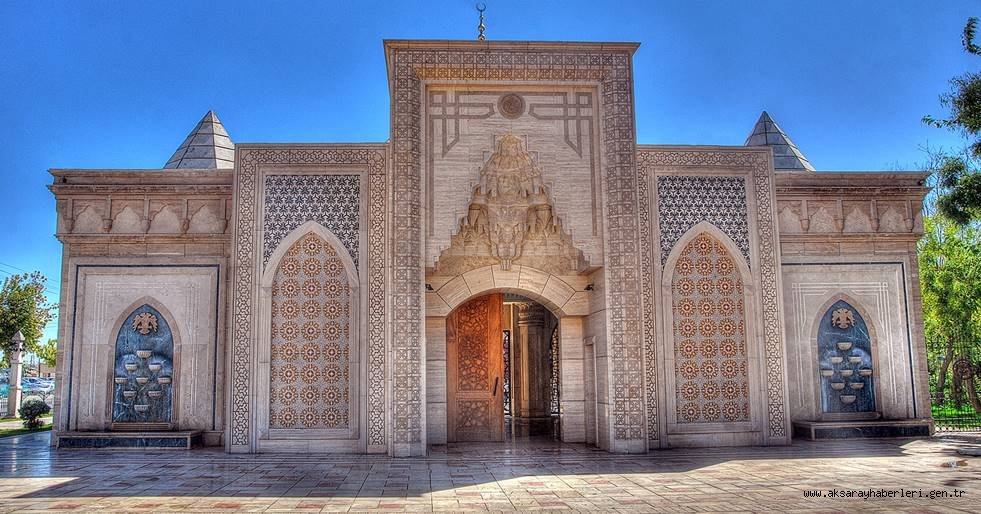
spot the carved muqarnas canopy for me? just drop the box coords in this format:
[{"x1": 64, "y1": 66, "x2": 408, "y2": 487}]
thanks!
[{"x1": 436, "y1": 134, "x2": 584, "y2": 275}]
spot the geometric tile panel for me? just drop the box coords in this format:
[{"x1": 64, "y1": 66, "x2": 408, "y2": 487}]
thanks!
[
  {"x1": 263, "y1": 174, "x2": 361, "y2": 268},
  {"x1": 671, "y1": 233, "x2": 751, "y2": 423},
  {"x1": 269, "y1": 233, "x2": 351, "y2": 429},
  {"x1": 657, "y1": 175, "x2": 750, "y2": 267}
]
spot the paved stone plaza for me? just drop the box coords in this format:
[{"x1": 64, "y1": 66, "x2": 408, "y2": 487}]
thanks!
[{"x1": 0, "y1": 432, "x2": 977, "y2": 512}]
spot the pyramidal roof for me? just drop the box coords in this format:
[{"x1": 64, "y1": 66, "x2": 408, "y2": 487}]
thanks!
[
  {"x1": 744, "y1": 111, "x2": 814, "y2": 171},
  {"x1": 164, "y1": 111, "x2": 235, "y2": 169}
]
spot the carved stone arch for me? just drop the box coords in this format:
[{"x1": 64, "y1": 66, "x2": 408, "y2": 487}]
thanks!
[
  {"x1": 808, "y1": 293, "x2": 880, "y2": 417},
  {"x1": 106, "y1": 296, "x2": 182, "y2": 430},
  {"x1": 429, "y1": 265, "x2": 589, "y2": 317},
  {"x1": 455, "y1": 287, "x2": 565, "y2": 319},
  {"x1": 72, "y1": 203, "x2": 102, "y2": 233},
  {"x1": 659, "y1": 220, "x2": 764, "y2": 440},
  {"x1": 187, "y1": 203, "x2": 221, "y2": 234},
  {"x1": 662, "y1": 221, "x2": 753, "y2": 284},
  {"x1": 255, "y1": 220, "x2": 364, "y2": 451},
  {"x1": 148, "y1": 203, "x2": 182, "y2": 233},
  {"x1": 262, "y1": 220, "x2": 361, "y2": 292},
  {"x1": 807, "y1": 293, "x2": 880, "y2": 357},
  {"x1": 107, "y1": 296, "x2": 185, "y2": 350}
]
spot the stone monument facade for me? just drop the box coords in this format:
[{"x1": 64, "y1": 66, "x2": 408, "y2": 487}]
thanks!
[{"x1": 47, "y1": 39, "x2": 932, "y2": 455}]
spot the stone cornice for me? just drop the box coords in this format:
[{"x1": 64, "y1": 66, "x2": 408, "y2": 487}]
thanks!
[
  {"x1": 774, "y1": 170, "x2": 930, "y2": 197},
  {"x1": 383, "y1": 39, "x2": 640, "y2": 54},
  {"x1": 49, "y1": 169, "x2": 233, "y2": 196},
  {"x1": 56, "y1": 234, "x2": 230, "y2": 244},
  {"x1": 50, "y1": 168, "x2": 233, "y2": 183},
  {"x1": 49, "y1": 185, "x2": 232, "y2": 196}
]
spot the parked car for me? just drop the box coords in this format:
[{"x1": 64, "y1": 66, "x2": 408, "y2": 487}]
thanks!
[{"x1": 21, "y1": 377, "x2": 53, "y2": 393}]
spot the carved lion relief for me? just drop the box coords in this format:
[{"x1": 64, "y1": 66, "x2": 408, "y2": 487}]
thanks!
[{"x1": 436, "y1": 134, "x2": 585, "y2": 275}]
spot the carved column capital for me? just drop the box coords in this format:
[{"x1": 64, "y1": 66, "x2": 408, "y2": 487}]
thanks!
[{"x1": 516, "y1": 302, "x2": 547, "y2": 326}]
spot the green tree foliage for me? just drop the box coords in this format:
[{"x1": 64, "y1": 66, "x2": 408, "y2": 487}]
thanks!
[
  {"x1": 919, "y1": 213, "x2": 981, "y2": 343},
  {"x1": 36, "y1": 338, "x2": 57, "y2": 368},
  {"x1": 0, "y1": 272, "x2": 55, "y2": 363},
  {"x1": 923, "y1": 17, "x2": 981, "y2": 224},
  {"x1": 919, "y1": 212, "x2": 981, "y2": 411}
]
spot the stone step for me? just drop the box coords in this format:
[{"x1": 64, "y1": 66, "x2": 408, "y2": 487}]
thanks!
[
  {"x1": 56, "y1": 430, "x2": 202, "y2": 449},
  {"x1": 793, "y1": 419, "x2": 933, "y2": 440}
]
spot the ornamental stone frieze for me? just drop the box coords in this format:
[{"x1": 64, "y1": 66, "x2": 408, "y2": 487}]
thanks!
[
  {"x1": 49, "y1": 169, "x2": 233, "y2": 240},
  {"x1": 773, "y1": 172, "x2": 929, "y2": 240},
  {"x1": 435, "y1": 134, "x2": 585, "y2": 276}
]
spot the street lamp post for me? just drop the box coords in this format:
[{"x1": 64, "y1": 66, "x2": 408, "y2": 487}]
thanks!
[{"x1": 7, "y1": 331, "x2": 25, "y2": 419}]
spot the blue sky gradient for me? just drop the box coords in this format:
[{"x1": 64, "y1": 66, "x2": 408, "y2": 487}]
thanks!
[{"x1": 0, "y1": 0, "x2": 976, "y2": 342}]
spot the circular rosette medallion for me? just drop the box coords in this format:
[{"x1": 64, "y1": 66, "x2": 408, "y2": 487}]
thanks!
[{"x1": 498, "y1": 93, "x2": 525, "y2": 119}]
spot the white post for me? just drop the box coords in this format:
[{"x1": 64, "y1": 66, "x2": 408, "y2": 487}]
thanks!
[{"x1": 7, "y1": 331, "x2": 24, "y2": 418}]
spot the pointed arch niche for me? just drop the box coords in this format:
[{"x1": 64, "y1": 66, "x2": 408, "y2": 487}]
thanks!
[
  {"x1": 109, "y1": 299, "x2": 180, "y2": 430},
  {"x1": 812, "y1": 296, "x2": 878, "y2": 417},
  {"x1": 256, "y1": 221, "x2": 364, "y2": 451},
  {"x1": 660, "y1": 221, "x2": 764, "y2": 443}
]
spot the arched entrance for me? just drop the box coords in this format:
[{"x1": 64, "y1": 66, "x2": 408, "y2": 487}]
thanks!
[
  {"x1": 445, "y1": 293, "x2": 561, "y2": 443},
  {"x1": 424, "y1": 265, "x2": 591, "y2": 447}
]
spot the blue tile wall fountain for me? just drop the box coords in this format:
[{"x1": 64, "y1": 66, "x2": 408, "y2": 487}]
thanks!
[
  {"x1": 817, "y1": 300, "x2": 875, "y2": 413},
  {"x1": 111, "y1": 304, "x2": 174, "y2": 426}
]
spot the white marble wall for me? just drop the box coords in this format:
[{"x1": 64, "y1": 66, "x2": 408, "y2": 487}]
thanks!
[
  {"x1": 61, "y1": 260, "x2": 222, "y2": 433},
  {"x1": 584, "y1": 267, "x2": 610, "y2": 450},
  {"x1": 425, "y1": 87, "x2": 604, "y2": 269},
  {"x1": 558, "y1": 316, "x2": 586, "y2": 442},
  {"x1": 425, "y1": 317, "x2": 448, "y2": 445},
  {"x1": 781, "y1": 260, "x2": 922, "y2": 421}
]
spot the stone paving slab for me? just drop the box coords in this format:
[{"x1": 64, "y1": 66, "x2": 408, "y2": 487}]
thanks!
[{"x1": 0, "y1": 431, "x2": 979, "y2": 512}]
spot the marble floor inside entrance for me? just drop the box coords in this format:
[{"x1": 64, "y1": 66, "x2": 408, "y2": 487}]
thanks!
[{"x1": 0, "y1": 431, "x2": 979, "y2": 512}]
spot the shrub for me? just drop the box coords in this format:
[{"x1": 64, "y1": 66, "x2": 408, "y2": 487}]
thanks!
[{"x1": 18, "y1": 398, "x2": 51, "y2": 429}]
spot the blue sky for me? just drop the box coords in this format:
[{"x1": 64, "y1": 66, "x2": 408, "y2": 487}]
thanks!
[{"x1": 0, "y1": 0, "x2": 976, "y2": 343}]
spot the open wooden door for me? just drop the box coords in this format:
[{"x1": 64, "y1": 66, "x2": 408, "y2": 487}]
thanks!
[{"x1": 447, "y1": 293, "x2": 504, "y2": 442}]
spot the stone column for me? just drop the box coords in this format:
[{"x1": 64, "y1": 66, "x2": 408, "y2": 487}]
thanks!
[
  {"x1": 7, "y1": 348, "x2": 23, "y2": 419},
  {"x1": 515, "y1": 303, "x2": 550, "y2": 419}
]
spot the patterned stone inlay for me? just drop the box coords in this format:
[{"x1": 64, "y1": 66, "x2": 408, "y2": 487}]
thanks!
[
  {"x1": 672, "y1": 233, "x2": 750, "y2": 424},
  {"x1": 657, "y1": 175, "x2": 750, "y2": 267},
  {"x1": 230, "y1": 146, "x2": 385, "y2": 450},
  {"x1": 263, "y1": 174, "x2": 361, "y2": 268},
  {"x1": 639, "y1": 148, "x2": 788, "y2": 440},
  {"x1": 269, "y1": 233, "x2": 351, "y2": 429}
]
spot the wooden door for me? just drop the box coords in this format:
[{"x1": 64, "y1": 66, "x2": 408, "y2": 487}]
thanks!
[{"x1": 447, "y1": 293, "x2": 504, "y2": 442}]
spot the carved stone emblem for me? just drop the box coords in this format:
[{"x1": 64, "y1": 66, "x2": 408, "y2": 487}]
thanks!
[
  {"x1": 436, "y1": 134, "x2": 584, "y2": 275},
  {"x1": 131, "y1": 312, "x2": 159, "y2": 335},
  {"x1": 498, "y1": 94, "x2": 525, "y2": 119},
  {"x1": 830, "y1": 308, "x2": 855, "y2": 329}
]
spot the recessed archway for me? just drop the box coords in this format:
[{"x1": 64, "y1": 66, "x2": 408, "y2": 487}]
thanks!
[
  {"x1": 442, "y1": 292, "x2": 563, "y2": 443},
  {"x1": 425, "y1": 271, "x2": 592, "y2": 448}
]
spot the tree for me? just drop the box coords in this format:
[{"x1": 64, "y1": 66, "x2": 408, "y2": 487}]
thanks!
[
  {"x1": 918, "y1": 213, "x2": 981, "y2": 410},
  {"x1": 923, "y1": 17, "x2": 981, "y2": 224},
  {"x1": 35, "y1": 338, "x2": 57, "y2": 368},
  {"x1": 0, "y1": 272, "x2": 55, "y2": 365}
]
